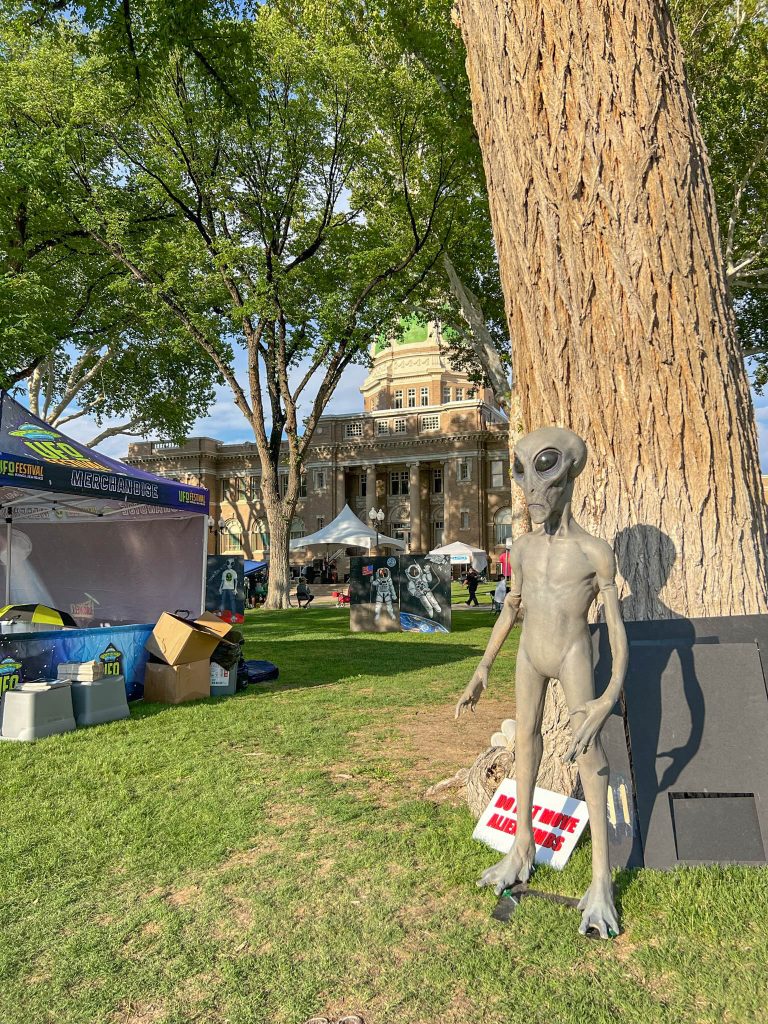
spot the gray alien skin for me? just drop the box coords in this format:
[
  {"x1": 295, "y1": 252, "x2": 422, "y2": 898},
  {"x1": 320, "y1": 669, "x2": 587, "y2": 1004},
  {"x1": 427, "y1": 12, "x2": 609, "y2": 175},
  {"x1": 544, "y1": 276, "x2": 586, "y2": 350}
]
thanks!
[{"x1": 455, "y1": 426, "x2": 629, "y2": 938}]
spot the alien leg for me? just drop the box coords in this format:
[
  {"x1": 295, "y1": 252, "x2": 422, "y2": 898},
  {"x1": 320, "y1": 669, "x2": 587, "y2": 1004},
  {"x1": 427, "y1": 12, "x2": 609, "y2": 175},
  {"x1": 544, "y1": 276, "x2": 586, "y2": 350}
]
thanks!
[
  {"x1": 559, "y1": 645, "x2": 619, "y2": 939},
  {"x1": 385, "y1": 595, "x2": 395, "y2": 619},
  {"x1": 427, "y1": 591, "x2": 441, "y2": 615},
  {"x1": 374, "y1": 593, "x2": 382, "y2": 620},
  {"x1": 477, "y1": 648, "x2": 547, "y2": 894},
  {"x1": 419, "y1": 594, "x2": 433, "y2": 617}
]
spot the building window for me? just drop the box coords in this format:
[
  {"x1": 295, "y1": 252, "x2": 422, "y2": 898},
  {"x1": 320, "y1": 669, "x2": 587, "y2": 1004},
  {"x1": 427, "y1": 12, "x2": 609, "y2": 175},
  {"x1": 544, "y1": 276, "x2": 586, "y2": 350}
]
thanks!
[
  {"x1": 316, "y1": 516, "x2": 325, "y2": 531},
  {"x1": 290, "y1": 517, "x2": 305, "y2": 541},
  {"x1": 249, "y1": 476, "x2": 260, "y2": 500},
  {"x1": 432, "y1": 468, "x2": 443, "y2": 494},
  {"x1": 420, "y1": 414, "x2": 440, "y2": 432},
  {"x1": 251, "y1": 519, "x2": 269, "y2": 551},
  {"x1": 377, "y1": 420, "x2": 389, "y2": 435},
  {"x1": 407, "y1": 388, "x2": 416, "y2": 408},
  {"x1": 345, "y1": 421, "x2": 363, "y2": 439},
  {"x1": 394, "y1": 418, "x2": 407, "y2": 433},
  {"x1": 433, "y1": 518, "x2": 444, "y2": 547},
  {"x1": 359, "y1": 474, "x2": 367, "y2": 498},
  {"x1": 298, "y1": 474, "x2": 307, "y2": 499},
  {"x1": 455, "y1": 387, "x2": 464, "y2": 401},
  {"x1": 494, "y1": 507, "x2": 513, "y2": 544},
  {"x1": 315, "y1": 469, "x2": 327, "y2": 490},
  {"x1": 390, "y1": 471, "x2": 410, "y2": 496},
  {"x1": 460, "y1": 511, "x2": 470, "y2": 531},
  {"x1": 278, "y1": 473, "x2": 288, "y2": 498},
  {"x1": 393, "y1": 389, "x2": 403, "y2": 410},
  {"x1": 458, "y1": 460, "x2": 470, "y2": 482},
  {"x1": 391, "y1": 521, "x2": 411, "y2": 547},
  {"x1": 223, "y1": 477, "x2": 248, "y2": 502},
  {"x1": 420, "y1": 387, "x2": 429, "y2": 406},
  {"x1": 442, "y1": 385, "x2": 451, "y2": 404},
  {"x1": 490, "y1": 460, "x2": 504, "y2": 489},
  {"x1": 223, "y1": 520, "x2": 243, "y2": 552}
]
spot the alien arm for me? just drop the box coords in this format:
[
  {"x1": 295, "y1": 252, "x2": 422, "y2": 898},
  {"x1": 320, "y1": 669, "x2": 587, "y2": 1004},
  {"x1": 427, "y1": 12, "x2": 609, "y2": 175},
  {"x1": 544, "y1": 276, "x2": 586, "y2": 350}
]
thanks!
[
  {"x1": 594, "y1": 543, "x2": 628, "y2": 709},
  {"x1": 478, "y1": 547, "x2": 523, "y2": 673}
]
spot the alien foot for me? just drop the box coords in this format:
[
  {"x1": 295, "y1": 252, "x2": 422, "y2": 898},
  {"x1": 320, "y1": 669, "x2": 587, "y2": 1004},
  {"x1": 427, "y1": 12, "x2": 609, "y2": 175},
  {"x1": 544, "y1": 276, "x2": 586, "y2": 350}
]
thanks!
[
  {"x1": 477, "y1": 841, "x2": 536, "y2": 896},
  {"x1": 577, "y1": 883, "x2": 620, "y2": 939}
]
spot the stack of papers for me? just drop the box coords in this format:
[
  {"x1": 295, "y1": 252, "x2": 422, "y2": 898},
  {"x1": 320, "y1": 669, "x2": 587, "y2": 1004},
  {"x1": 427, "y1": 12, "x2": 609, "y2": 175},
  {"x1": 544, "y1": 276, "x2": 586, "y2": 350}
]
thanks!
[
  {"x1": 57, "y1": 661, "x2": 105, "y2": 682},
  {"x1": 16, "y1": 678, "x2": 69, "y2": 692}
]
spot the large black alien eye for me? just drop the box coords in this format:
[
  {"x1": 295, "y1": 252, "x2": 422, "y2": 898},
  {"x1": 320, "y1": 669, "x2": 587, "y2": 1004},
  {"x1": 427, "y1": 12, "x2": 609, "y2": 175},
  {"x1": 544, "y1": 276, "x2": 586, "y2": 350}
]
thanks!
[
  {"x1": 534, "y1": 449, "x2": 560, "y2": 474},
  {"x1": 513, "y1": 456, "x2": 524, "y2": 475}
]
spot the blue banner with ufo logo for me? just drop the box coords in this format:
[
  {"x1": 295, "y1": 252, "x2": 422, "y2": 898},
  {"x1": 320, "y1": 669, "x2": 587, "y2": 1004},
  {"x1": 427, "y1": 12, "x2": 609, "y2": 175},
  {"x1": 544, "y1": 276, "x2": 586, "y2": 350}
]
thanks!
[{"x1": 0, "y1": 392, "x2": 208, "y2": 514}]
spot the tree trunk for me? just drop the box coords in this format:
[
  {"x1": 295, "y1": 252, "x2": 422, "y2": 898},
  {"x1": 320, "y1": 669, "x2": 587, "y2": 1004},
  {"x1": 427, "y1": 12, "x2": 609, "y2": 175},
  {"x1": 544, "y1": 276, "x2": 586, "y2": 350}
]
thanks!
[
  {"x1": 262, "y1": 498, "x2": 292, "y2": 610},
  {"x1": 506, "y1": 388, "x2": 530, "y2": 540},
  {"x1": 456, "y1": 0, "x2": 768, "y2": 619},
  {"x1": 442, "y1": 253, "x2": 511, "y2": 408}
]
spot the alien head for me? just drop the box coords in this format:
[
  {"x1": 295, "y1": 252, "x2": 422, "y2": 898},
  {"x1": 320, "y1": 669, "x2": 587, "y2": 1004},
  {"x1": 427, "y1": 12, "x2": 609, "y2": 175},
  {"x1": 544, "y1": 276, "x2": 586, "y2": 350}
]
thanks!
[{"x1": 512, "y1": 426, "x2": 587, "y2": 525}]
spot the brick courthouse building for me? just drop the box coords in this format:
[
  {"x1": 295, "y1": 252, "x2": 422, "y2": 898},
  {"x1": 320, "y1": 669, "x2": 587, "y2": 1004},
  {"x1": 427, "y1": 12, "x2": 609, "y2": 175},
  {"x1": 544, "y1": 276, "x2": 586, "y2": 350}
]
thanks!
[{"x1": 124, "y1": 325, "x2": 514, "y2": 575}]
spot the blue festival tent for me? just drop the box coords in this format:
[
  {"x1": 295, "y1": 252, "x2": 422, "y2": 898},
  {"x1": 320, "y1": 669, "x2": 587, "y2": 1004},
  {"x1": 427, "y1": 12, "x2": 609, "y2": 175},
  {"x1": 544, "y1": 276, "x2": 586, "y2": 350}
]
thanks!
[
  {"x1": 244, "y1": 560, "x2": 267, "y2": 576},
  {"x1": 0, "y1": 392, "x2": 210, "y2": 623}
]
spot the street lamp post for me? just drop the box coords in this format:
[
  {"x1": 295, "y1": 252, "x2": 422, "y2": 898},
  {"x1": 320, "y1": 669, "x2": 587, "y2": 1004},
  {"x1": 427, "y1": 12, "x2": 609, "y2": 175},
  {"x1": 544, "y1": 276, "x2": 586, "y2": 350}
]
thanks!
[
  {"x1": 505, "y1": 535, "x2": 513, "y2": 590},
  {"x1": 368, "y1": 507, "x2": 385, "y2": 550},
  {"x1": 208, "y1": 515, "x2": 226, "y2": 555}
]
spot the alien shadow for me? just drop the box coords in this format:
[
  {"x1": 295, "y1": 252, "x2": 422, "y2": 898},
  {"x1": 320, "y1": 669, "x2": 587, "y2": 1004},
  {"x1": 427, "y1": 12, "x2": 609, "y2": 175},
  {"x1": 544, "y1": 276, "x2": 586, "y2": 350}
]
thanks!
[{"x1": 614, "y1": 525, "x2": 705, "y2": 799}]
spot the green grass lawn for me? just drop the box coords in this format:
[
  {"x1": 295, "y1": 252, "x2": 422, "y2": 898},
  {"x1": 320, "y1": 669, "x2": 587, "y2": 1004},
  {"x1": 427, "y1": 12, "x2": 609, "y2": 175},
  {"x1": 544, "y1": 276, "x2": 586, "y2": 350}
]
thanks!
[
  {"x1": 1, "y1": 610, "x2": 766, "y2": 1024},
  {"x1": 450, "y1": 580, "x2": 500, "y2": 606}
]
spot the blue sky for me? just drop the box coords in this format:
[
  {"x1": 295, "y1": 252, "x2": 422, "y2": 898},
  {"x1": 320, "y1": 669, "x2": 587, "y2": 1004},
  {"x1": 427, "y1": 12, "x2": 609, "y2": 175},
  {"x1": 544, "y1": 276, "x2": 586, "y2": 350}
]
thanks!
[{"x1": 59, "y1": 358, "x2": 768, "y2": 474}]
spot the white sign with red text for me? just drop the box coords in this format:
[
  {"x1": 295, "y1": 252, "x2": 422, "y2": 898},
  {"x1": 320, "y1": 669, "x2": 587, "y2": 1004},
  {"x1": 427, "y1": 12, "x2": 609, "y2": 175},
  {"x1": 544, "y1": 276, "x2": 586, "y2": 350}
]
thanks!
[{"x1": 472, "y1": 778, "x2": 588, "y2": 870}]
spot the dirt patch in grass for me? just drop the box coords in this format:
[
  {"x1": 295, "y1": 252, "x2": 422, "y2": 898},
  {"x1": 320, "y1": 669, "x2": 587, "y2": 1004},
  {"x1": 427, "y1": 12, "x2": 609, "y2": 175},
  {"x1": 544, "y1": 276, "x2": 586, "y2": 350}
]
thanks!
[
  {"x1": 216, "y1": 836, "x2": 282, "y2": 873},
  {"x1": 175, "y1": 972, "x2": 218, "y2": 1006},
  {"x1": 360, "y1": 697, "x2": 516, "y2": 799},
  {"x1": 165, "y1": 884, "x2": 201, "y2": 909},
  {"x1": 109, "y1": 1000, "x2": 166, "y2": 1024}
]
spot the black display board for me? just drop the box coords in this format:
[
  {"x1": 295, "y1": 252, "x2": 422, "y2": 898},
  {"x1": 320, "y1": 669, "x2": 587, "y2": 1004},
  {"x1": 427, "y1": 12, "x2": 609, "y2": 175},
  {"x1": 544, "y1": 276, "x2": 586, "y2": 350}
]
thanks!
[
  {"x1": 592, "y1": 615, "x2": 768, "y2": 870},
  {"x1": 399, "y1": 554, "x2": 452, "y2": 633},
  {"x1": 349, "y1": 555, "x2": 452, "y2": 634},
  {"x1": 349, "y1": 556, "x2": 402, "y2": 633},
  {"x1": 205, "y1": 555, "x2": 245, "y2": 624}
]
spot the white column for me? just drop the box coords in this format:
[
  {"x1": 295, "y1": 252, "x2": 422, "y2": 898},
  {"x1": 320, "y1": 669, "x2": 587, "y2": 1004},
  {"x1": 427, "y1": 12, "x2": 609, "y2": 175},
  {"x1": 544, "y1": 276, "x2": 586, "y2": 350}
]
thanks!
[
  {"x1": 366, "y1": 465, "x2": 378, "y2": 507},
  {"x1": 409, "y1": 462, "x2": 422, "y2": 553}
]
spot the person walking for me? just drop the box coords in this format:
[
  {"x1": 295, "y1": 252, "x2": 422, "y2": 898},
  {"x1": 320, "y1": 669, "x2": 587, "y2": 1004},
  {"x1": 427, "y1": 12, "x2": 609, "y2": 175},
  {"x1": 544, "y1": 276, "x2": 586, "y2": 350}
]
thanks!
[{"x1": 465, "y1": 567, "x2": 480, "y2": 607}]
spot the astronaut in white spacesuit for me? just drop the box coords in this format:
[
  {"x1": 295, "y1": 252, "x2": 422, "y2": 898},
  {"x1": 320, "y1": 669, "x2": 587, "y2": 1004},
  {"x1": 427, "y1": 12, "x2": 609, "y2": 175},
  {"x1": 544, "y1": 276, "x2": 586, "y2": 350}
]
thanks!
[
  {"x1": 371, "y1": 567, "x2": 397, "y2": 621},
  {"x1": 406, "y1": 562, "x2": 442, "y2": 618}
]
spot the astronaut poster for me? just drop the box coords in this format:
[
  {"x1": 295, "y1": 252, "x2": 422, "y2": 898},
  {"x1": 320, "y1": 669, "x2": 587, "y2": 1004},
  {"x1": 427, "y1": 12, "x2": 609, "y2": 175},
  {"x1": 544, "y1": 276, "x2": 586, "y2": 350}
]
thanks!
[
  {"x1": 205, "y1": 555, "x2": 245, "y2": 624},
  {"x1": 349, "y1": 556, "x2": 401, "y2": 633},
  {"x1": 398, "y1": 554, "x2": 451, "y2": 633},
  {"x1": 349, "y1": 555, "x2": 451, "y2": 634}
]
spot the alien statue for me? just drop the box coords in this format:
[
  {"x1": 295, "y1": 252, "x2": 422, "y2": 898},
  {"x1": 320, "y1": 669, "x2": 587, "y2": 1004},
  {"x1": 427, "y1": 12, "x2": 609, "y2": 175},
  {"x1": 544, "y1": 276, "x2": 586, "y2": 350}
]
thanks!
[{"x1": 455, "y1": 427, "x2": 628, "y2": 939}]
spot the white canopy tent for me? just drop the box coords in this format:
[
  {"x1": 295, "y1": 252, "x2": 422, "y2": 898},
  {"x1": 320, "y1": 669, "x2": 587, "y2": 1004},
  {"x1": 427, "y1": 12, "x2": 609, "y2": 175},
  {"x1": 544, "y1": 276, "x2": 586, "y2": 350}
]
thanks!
[
  {"x1": 428, "y1": 540, "x2": 488, "y2": 572},
  {"x1": 289, "y1": 504, "x2": 406, "y2": 552}
]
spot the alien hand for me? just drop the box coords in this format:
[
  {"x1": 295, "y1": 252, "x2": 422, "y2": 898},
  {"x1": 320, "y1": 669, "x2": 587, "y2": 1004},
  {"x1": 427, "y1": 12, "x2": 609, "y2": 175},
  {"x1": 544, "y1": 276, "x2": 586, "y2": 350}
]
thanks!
[
  {"x1": 454, "y1": 665, "x2": 489, "y2": 719},
  {"x1": 562, "y1": 696, "x2": 614, "y2": 763}
]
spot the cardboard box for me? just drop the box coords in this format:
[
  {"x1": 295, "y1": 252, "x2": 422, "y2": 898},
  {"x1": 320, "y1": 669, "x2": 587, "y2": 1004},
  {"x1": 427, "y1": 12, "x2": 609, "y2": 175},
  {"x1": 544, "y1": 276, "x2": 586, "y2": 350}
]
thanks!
[
  {"x1": 145, "y1": 612, "x2": 234, "y2": 666},
  {"x1": 143, "y1": 660, "x2": 211, "y2": 705}
]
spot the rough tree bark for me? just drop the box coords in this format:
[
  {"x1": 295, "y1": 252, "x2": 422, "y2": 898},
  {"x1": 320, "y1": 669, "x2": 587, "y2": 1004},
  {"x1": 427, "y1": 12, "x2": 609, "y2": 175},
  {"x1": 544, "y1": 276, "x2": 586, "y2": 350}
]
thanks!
[{"x1": 455, "y1": 0, "x2": 768, "y2": 619}]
